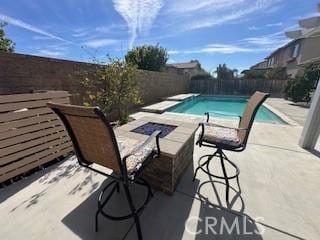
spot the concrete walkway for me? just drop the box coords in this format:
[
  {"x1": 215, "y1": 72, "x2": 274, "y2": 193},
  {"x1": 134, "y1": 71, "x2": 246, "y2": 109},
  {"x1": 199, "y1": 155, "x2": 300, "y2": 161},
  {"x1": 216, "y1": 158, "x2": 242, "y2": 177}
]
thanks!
[
  {"x1": 1, "y1": 108, "x2": 320, "y2": 239},
  {"x1": 266, "y1": 98, "x2": 310, "y2": 126}
]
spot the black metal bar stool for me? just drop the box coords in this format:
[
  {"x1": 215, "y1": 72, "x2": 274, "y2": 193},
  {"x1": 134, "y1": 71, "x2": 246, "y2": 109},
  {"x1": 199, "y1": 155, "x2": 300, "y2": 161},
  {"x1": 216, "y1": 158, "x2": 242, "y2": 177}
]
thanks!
[
  {"x1": 48, "y1": 102, "x2": 161, "y2": 240},
  {"x1": 193, "y1": 92, "x2": 270, "y2": 205}
]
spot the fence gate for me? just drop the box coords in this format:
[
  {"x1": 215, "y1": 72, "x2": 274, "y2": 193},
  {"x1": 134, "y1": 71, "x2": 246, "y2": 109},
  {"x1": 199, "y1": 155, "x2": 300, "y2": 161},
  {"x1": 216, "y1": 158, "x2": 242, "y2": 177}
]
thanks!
[{"x1": 0, "y1": 91, "x2": 73, "y2": 183}]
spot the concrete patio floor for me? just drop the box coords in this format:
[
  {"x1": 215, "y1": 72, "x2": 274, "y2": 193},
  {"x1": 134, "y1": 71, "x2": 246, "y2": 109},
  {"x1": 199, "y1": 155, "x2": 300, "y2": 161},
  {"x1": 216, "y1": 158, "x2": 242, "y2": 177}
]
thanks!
[
  {"x1": 266, "y1": 98, "x2": 310, "y2": 126},
  {"x1": 1, "y1": 99, "x2": 320, "y2": 240}
]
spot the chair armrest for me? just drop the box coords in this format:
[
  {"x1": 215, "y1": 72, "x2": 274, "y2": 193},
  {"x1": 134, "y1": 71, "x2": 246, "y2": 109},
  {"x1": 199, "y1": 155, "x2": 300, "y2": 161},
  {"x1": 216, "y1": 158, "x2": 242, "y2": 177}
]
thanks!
[
  {"x1": 205, "y1": 111, "x2": 241, "y2": 122},
  {"x1": 123, "y1": 130, "x2": 161, "y2": 170}
]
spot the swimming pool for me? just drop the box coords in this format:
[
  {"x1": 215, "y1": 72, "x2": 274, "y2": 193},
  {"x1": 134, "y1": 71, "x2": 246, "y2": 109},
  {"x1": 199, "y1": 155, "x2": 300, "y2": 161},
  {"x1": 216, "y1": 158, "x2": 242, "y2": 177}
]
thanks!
[{"x1": 167, "y1": 96, "x2": 285, "y2": 124}]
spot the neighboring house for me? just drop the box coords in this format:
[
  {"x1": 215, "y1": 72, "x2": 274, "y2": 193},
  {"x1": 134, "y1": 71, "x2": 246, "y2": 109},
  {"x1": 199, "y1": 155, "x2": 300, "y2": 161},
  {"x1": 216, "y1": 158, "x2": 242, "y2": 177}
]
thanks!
[
  {"x1": 249, "y1": 14, "x2": 320, "y2": 78},
  {"x1": 250, "y1": 60, "x2": 268, "y2": 70},
  {"x1": 166, "y1": 60, "x2": 203, "y2": 77}
]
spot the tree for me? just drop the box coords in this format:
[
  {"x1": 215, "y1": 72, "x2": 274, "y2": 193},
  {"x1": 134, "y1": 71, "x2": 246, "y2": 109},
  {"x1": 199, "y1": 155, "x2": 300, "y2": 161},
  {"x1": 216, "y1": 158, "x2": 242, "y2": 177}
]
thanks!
[
  {"x1": 125, "y1": 44, "x2": 168, "y2": 71},
  {"x1": 191, "y1": 72, "x2": 214, "y2": 81},
  {"x1": 215, "y1": 64, "x2": 235, "y2": 80},
  {"x1": 0, "y1": 22, "x2": 15, "y2": 52},
  {"x1": 232, "y1": 69, "x2": 239, "y2": 78},
  {"x1": 81, "y1": 57, "x2": 142, "y2": 124}
]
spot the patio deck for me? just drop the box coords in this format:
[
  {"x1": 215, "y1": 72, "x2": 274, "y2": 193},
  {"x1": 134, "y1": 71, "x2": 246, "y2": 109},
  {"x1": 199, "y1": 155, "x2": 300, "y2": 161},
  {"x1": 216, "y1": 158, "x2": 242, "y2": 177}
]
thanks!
[{"x1": 1, "y1": 99, "x2": 320, "y2": 240}]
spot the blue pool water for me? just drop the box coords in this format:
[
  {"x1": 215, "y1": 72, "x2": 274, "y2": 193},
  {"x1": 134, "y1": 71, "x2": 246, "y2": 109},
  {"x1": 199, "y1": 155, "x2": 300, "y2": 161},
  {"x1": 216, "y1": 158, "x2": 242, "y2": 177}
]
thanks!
[{"x1": 168, "y1": 96, "x2": 285, "y2": 124}]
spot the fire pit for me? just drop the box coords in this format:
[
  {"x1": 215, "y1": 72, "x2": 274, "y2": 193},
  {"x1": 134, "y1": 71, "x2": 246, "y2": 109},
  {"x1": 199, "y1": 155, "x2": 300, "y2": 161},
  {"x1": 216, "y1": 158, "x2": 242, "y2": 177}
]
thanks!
[
  {"x1": 117, "y1": 117, "x2": 198, "y2": 194},
  {"x1": 131, "y1": 122, "x2": 177, "y2": 138}
]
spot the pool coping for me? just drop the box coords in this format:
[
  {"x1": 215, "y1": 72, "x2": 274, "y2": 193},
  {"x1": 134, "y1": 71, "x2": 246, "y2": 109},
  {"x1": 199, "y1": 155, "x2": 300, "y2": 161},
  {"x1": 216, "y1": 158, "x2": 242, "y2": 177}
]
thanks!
[{"x1": 140, "y1": 94, "x2": 299, "y2": 126}]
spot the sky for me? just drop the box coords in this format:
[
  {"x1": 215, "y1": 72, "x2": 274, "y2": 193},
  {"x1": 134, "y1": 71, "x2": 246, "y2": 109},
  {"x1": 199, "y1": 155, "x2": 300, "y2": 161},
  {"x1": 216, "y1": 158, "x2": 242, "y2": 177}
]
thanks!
[{"x1": 1, "y1": 0, "x2": 320, "y2": 72}]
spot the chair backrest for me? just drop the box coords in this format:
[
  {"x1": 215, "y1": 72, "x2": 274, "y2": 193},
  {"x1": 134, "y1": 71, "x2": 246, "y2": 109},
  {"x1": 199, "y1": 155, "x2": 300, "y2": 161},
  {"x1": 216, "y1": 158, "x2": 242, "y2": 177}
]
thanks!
[
  {"x1": 47, "y1": 102, "x2": 122, "y2": 173},
  {"x1": 238, "y1": 91, "x2": 270, "y2": 146}
]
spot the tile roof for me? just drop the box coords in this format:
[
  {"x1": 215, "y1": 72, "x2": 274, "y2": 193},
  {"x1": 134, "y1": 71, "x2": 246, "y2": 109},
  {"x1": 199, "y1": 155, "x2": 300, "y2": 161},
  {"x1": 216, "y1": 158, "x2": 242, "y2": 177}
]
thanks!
[{"x1": 167, "y1": 62, "x2": 199, "y2": 69}]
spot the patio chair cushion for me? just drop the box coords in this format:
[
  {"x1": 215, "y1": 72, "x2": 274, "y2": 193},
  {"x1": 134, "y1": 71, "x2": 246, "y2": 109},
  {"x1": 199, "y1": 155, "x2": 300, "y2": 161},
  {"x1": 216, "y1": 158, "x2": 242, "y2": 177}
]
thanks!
[
  {"x1": 117, "y1": 136, "x2": 156, "y2": 174},
  {"x1": 202, "y1": 124, "x2": 241, "y2": 147}
]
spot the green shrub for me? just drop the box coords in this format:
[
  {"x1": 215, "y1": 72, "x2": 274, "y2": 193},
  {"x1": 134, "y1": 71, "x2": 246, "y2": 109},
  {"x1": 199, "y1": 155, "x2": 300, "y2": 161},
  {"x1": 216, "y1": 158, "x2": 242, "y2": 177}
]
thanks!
[
  {"x1": 81, "y1": 57, "x2": 142, "y2": 124},
  {"x1": 284, "y1": 76, "x2": 311, "y2": 102},
  {"x1": 265, "y1": 67, "x2": 287, "y2": 80},
  {"x1": 0, "y1": 22, "x2": 15, "y2": 52},
  {"x1": 125, "y1": 44, "x2": 168, "y2": 71},
  {"x1": 284, "y1": 63, "x2": 320, "y2": 102}
]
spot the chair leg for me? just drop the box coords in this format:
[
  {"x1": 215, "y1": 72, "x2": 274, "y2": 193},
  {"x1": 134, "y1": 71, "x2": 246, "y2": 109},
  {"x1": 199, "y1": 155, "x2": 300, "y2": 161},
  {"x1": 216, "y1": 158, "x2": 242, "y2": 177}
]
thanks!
[
  {"x1": 95, "y1": 210, "x2": 99, "y2": 232},
  {"x1": 193, "y1": 158, "x2": 209, "y2": 181},
  {"x1": 123, "y1": 183, "x2": 143, "y2": 240},
  {"x1": 193, "y1": 152, "x2": 216, "y2": 181},
  {"x1": 195, "y1": 147, "x2": 240, "y2": 206},
  {"x1": 219, "y1": 150, "x2": 230, "y2": 205},
  {"x1": 221, "y1": 151, "x2": 242, "y2": 194},
  {"x1": 116, "y1": 182, "x2": 120, "y2": 193},
  {"x1": 95, "y1": 181, "x2": 118, "y2": 232}
]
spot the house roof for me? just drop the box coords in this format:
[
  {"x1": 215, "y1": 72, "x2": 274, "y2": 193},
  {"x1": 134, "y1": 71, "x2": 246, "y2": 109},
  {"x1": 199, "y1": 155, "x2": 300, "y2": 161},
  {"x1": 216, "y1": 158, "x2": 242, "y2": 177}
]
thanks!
[
  {"x1": 167, "y1": 62, "x2": 199, "y2": 69},
  {"x1": 265, "y1": 39, "x2": 298, "y2": 59},
  {"x1": 250, "y1": 60, "x2": 268, "y2": 69},
  {"x1": 266, "y1": 23, "x2": 320, "y2": 59}
]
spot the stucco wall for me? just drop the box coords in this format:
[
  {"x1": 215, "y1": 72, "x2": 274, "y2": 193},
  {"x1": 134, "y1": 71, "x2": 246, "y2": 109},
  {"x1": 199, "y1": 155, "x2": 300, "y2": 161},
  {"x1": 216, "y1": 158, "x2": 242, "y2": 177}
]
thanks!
[
  {"x1": 300, "y1": 35, "x2": 320, "y2": 63},
  {"x1": 0, "y1": 52, "x2": 190, "y2": 105}
]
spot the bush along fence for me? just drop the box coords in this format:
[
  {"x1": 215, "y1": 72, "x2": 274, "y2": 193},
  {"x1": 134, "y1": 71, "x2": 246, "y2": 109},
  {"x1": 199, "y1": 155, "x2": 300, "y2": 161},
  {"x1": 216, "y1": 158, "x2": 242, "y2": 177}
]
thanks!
[
  {"x1": 190, "y1": 78, "x2": 288, "y2": 96},
  {"x1": 0, "y1": 91, "x2": 73, "y2": 183}
]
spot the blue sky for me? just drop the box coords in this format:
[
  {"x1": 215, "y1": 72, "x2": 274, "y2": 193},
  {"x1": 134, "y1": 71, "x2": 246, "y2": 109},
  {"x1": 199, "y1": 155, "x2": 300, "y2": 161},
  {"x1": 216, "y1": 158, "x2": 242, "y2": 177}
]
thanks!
[{"x1": 1, "y1": 0, "x2": 319, "y2": 72}]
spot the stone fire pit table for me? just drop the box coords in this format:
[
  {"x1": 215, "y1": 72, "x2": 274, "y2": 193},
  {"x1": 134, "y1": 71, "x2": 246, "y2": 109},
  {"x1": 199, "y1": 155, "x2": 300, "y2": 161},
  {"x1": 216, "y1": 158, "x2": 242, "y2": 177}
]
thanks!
[{"x1": 115, "y1": 116, "x2": 198, "y2": 195}]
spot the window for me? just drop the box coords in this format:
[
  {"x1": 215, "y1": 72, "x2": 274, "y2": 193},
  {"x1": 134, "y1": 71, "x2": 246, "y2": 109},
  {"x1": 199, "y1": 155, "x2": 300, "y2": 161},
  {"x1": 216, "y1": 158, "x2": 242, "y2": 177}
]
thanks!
[
  {"x1": 268, "y1": 57, "x2": 274, "y2": 67},
  {"x1": 292, "y1": 43, "x2": 300, "y2": 58}
]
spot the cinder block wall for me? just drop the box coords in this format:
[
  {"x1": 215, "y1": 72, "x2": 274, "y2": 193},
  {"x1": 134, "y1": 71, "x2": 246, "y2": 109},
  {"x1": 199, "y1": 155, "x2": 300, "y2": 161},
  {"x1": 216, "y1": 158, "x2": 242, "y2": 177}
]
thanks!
[{"x1": 0, "y1": 52, "x2": 190, "y2": 105}]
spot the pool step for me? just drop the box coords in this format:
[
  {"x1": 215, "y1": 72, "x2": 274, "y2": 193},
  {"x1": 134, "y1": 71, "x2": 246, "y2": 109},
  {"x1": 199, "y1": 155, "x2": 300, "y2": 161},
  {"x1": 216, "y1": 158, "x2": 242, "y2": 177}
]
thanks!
[
  {"x1": 164, "y1": 93, "x2": 200, "y2": 101},
  {"x1": 141, "y1": 100, "x2": 180, "y2": 113}
]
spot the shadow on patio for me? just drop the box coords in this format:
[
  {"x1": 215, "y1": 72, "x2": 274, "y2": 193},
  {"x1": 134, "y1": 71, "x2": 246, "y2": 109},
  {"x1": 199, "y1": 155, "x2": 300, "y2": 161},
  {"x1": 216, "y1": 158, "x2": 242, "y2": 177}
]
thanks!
[{"x1": 62, "y1": 163, "x2": 200, "y2": 240}]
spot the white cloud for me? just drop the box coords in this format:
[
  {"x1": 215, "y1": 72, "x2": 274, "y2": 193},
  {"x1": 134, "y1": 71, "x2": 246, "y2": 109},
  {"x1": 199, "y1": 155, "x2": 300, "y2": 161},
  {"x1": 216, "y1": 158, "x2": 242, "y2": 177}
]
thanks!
[
  {"x1": 72, "y1": 32, "x2": 88, "y2": 38},
  {"x1": 167, "y1": 0, "x2": 242, "y2": 14},
  {"x1": 168, "y1": 32, "x2": 290, "y2": 56},
  {"x1": 0, "y1": 13, "x2": 73, "y2": 44},
  {"x1": 95, "y1": 23, "x2": 127, "y2": 33},
  {"x1": 205, "y1": 44, "x2": 252, "y2": 53},
  {"x1": 32, "y1": 35, "x2": 52, "y2": 40},
  {"x1": 186, "y1": 0, "x2": 280, "y2": 31},
  {"x1": 241, "y1": 34, "x2": 288, "y2": 48},
  {"x1": 38, "y1": 49, "x2": 64, "y2": 57},
  {"x1": 83, "y1": 39, "x2": 119, "y2": 48},
  {"x1": 168, "y1": 50, "x2": 180, "y2": 55},
  {"x1": 113, "y1": 0, "x2": 164, "y2": 48},
  {"x1": 169, "y1": 44, "x2": 254, "y2": 55},
  {"x1": 248, "y1": 26, "x2": 260, "y2": 30},
  {"x1": 167, "y1": 59, "x2": 176, "y2": 63},
  {"x1": 266, "y1": 22, "x2": 283, "y2": 27}
]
